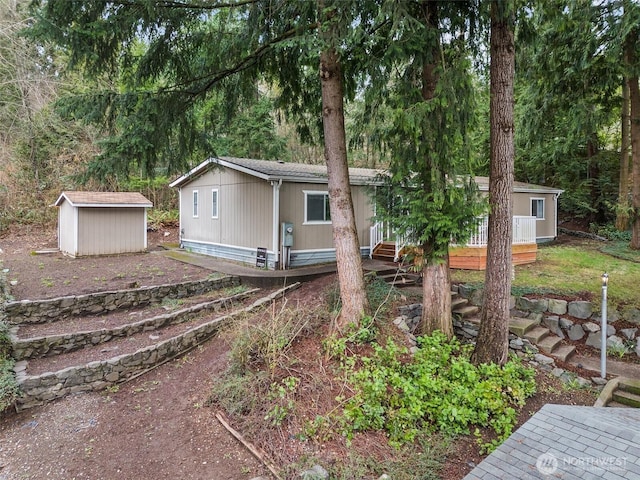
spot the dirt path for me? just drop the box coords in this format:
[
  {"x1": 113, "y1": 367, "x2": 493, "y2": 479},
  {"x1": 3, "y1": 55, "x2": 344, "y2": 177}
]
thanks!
[{"x1": 0, "y1": 336, "x2": 269, "y2": 480}]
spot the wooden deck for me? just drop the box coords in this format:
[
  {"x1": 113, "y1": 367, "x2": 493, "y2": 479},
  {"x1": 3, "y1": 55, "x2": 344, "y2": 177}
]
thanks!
[{"x1": 449, "y1": 243, "x2": 537, "y2": 270}]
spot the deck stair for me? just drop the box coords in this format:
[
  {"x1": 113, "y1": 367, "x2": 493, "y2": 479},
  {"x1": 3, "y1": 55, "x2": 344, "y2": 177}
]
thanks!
[{"x1": 371, "y1": 241, "x2": 396, "y2": 262}]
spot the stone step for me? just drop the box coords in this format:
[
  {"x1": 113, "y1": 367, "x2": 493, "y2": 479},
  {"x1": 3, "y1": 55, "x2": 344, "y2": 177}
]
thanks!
[
  {"x1": 523, "y1": 326, "x2": 549, "y2": 344},
  {"x1": 453, "y1": 305, "x2": 479, "y2": 319},
  {"x1": 537, "y1": 335, "x2": 562, "y2": 355},
  {"x1": 549, "y1": 344, "x2": 576, "y2": 363},
  {"x1": 508, "y1": 316, "x2": 540, "y2": 337},
  {"x1": 612, "y1": 389, "x2": 640, "y2": 408},
  {"x1": 619, "y1": 378, "x2": 640, "y2": 396},
  {"x1": 451, "y1": 297, "x2": 468, "y2": 310}
]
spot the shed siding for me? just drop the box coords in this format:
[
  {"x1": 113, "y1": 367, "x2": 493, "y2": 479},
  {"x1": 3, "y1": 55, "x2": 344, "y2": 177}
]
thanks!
[
  {"x1": 179, "y1": 168, "x2": 273, "y2": 250},
  {"x1": 77, "y1": 208, "x2": 146, "y2": 256},
  {"x1": 58, "y1": 200, "x2": 77, "y2": 255}
]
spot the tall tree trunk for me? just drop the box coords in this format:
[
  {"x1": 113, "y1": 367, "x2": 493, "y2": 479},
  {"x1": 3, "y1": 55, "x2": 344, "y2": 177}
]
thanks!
[
  {"x1": 472, "y1": 0, "x2": 515, "y2": 366},
  {"x1": 416, "y1": 0, "x2": 453, "y2": 339},
  {"x1": 617, "y1": 79, "x2": 631, "y2": 231},
  {"x1": 319, "y1": 8, "x2": 370, "y2": 329},
  {"x1": 630, "y1": 73, "x2": 640, "y2": 249}
]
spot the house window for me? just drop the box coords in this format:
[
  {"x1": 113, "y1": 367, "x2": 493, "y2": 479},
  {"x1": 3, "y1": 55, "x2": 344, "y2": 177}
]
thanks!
[
  {"x1": 304, "y1": 191, "x2": 331, "y2": 223},
  {"x1": 531, "y1": 198, "x2": 544, "y2": 219},
  {"x1": 211, "y1": 189, "x2": 219, "y2": 219},
  {"x1": 193, "y1": 190, "x2": 199, "y2": 218}
]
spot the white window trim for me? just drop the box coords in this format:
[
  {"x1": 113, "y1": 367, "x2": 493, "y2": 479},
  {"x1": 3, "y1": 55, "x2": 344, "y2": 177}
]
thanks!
[
  {"x1": 193, "y1": 190, "x2": 199, "y2": 218},
  {"x1": 211, "y1": 188, "x2": 219, "y2": 219},
  {"x1": 303, "y1": 190, "x2": 331, "y2": 225},
  {"x1": 531, "y1": 197, "x2": 545, "y2": 220}
]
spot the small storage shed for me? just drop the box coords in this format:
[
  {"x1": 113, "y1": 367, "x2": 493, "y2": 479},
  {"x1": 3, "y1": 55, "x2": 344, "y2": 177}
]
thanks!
[{"x1": 54, "y1": 191, "x2": 153, "y2": 257}]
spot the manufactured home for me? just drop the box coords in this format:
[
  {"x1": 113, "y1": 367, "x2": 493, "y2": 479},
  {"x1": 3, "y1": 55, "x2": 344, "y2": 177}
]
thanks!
[{"x1": 170, "y1": 157, "x2": 562, "y2": 270}]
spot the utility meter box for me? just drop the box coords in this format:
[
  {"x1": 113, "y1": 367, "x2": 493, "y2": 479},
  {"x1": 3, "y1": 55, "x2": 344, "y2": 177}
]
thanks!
[{"x1": 282, "y1": 222, "x2": 294, "y2": 247}]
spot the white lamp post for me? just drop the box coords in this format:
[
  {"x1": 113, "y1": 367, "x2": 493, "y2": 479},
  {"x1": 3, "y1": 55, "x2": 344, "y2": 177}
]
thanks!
[{"x1": 600, "y1": 273, "x2": 608, "y2": 379}]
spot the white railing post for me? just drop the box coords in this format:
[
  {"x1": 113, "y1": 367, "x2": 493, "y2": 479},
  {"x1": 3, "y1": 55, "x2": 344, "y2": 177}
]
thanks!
[{"x1": 370, "y1": 221, "x2": 385, "y2": 257}]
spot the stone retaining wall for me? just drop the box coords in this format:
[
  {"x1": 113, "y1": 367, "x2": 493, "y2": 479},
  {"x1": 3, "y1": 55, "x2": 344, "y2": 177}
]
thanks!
[
  {"x1": 456, "y1": 285, "x2": 640, "y2": 355},
  {"x1": 4, "y1": 275, "x2": 240, "y2": 325},
  {"x1": 14, "y1": 283, "x2": 300, "y2": 411},
  {"x1": 11, "y1": 289, "x2": 259, "y2": 360}
]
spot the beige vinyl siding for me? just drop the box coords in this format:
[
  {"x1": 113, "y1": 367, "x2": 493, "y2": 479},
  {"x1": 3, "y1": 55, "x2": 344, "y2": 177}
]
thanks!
[
  {"x1": 513, "y1": 192, "x2": 556, "y2": 239},
  {"x1": 76, "y1": 208, "x2": 146, "y2": 256},
  {"x1": 180, "y1": 168, "x2": 273, "y2": 249},
  {"x1": 58, "y1": 200, "x2": 77, "y2": 255},
  {"x1": 279, "y1": 183, "x2": 374, "y2": 251},
  {"x1": 352, "y1": 185, "x2": 375, "y2": 246}
]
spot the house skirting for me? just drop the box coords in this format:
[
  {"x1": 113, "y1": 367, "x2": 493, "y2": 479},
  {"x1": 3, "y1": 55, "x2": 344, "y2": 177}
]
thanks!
[
  {"x1": 289, "y1": 247, "x2": 370, "y2": 268},
  {"x1": 449, "y1": 243, "x2": 537, "y2": 270},
  {"x1": 181, "y1": 240, "x2": 370, "y2": 270}
]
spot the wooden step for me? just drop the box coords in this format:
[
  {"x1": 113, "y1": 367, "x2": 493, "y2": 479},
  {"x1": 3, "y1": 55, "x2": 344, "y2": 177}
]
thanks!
[
  {"x1": 523, "y1": 326, "x2": 549, "y2": 344},
  {"x1": 537, "y1": 335, "x2": 562, "y2": 355},
  {"x1": 509, "y1": 317, "x2": 540, "y2": 337},
  {"x1": 607, "y1": 401, "x2": 632, "y2": 408},
  {"x1": 549, "y1": 344, "x2": 576, "y2": 363},
  {"x1": 612, "y1": 389, "x2": 640, "y2": 408}
]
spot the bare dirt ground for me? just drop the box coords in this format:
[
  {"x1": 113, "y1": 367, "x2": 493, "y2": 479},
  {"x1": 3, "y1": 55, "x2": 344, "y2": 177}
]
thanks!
[
  {"x1": 0, "y1": 225, "x2": 271, "y2": 480},
  {"x1": 0, "y1": 225, "x2": 601, "y2": 480}
]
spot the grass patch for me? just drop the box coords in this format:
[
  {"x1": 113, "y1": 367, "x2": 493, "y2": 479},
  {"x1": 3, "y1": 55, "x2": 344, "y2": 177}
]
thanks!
[
  {"x1": 326, "y1": 276, "x2": 401, "y2": 318},
  {"x1": 452, "y1": 240, "x2": 640, "y2": 307},
  {"x1": 600, "y1": 241, "x2": 640, "y2": 263}
]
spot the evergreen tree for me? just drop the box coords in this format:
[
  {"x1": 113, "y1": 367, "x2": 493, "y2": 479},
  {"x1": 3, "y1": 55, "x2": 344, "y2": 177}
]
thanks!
[
  {"x1": 516, "y1": 0, "x2": 622, "y2": 223},
  {"x1": 31, "y1": 0, "x2": 373, "y2": 324},
  {"x1": 365, "y1": 0, "x2": 485, "y2": 337},
  {"x1": 472, "y1": 0, "x2": 515, "y2": 366}
]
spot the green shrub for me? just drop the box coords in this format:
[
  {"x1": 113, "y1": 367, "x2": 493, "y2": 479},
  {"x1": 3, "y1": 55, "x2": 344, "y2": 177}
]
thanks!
[
  {"x1": 338, "y1": 331, "x2": 536, "y2": 449},
  {"x1": 590, "y1": 223, "x2": 631, "y2": 242},
  {"x1": 208, "y1": 370, "x2": 268, "y2": 416},
  {"x1": 0, "y1": 357, "x2": 19, "y2": 413},
  {"x1": 0, "y1": 320, "x2": 12, "y2": 358}
]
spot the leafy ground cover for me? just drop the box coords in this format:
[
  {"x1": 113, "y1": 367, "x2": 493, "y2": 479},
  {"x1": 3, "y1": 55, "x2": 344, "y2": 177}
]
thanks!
[{"x1": 209, "y1": 277, "x2": 595, "y2": 479}]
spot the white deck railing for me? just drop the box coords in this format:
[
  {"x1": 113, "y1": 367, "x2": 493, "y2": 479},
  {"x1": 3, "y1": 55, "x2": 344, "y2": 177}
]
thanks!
[
  {"x1": 461, "y1": 215, "x2": 537, "y2": 247},
  {"x1": 369, "y1": 222, "x2": 384, "y2": 258},
  {"x1": 372, "y1": 216, "x2": 537, "y2": 257},
  {"x1": 512, "y1": 216, "x2": 537, "y2": 245}
]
